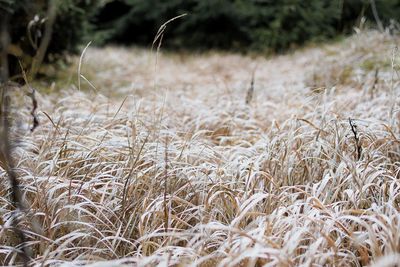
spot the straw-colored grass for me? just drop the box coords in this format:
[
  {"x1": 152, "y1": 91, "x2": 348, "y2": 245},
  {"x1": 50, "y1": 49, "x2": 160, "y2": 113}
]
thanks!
[{"x1": 1, "y1": 31, "x2": 400, "y2": 266}]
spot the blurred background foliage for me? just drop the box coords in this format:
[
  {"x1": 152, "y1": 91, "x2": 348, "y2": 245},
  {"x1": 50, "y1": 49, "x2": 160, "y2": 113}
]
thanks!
[
  {"x1": 0, "y1": 0, "x2": 399, "y2": 82},
  {"x1": 94, "y1": 0, "x2": 400, "y2": 52},
  {"x1": 0, "y1": 0, "x2": 98, "y2": 81}
]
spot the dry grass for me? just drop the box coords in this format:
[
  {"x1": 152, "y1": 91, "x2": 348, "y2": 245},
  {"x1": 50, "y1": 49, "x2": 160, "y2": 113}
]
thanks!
[{"x1": 1, "y1": 31, "x2": 400, "y2": 266}]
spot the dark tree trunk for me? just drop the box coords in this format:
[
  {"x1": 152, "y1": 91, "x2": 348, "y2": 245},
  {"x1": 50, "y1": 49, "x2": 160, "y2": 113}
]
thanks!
[{"x1": 29, "y1": 0, "x2": 58, "y2": 80}]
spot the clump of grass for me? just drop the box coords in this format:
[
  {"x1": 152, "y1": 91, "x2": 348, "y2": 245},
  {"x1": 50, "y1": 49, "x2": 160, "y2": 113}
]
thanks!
[
  {"x1": 360, "y1": 57, "x2": 391, "y2": 72},
  {"x1": 306, "y1": 31, "x2": 398, "y2": 94}
]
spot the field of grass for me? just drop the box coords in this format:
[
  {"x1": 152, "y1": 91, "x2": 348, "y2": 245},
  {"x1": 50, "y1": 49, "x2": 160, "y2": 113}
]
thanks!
[{"x1": 1, "y1": 31, "x2": 400, "y2": 266}]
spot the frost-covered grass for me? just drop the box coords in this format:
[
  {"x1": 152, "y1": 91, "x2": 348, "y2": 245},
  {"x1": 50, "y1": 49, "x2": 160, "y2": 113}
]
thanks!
[{"x1": 1, "y1": 31, "x2": 400, "y2": 266}]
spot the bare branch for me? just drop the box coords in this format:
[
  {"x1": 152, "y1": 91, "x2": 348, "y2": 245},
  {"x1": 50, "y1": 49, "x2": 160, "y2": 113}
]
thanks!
[
  {"x1": 348, "y1": 118, "x2": 362, "y2": 161},
  {"x1": 29, "y1": 0, "x2": 58, "y2": 80}
]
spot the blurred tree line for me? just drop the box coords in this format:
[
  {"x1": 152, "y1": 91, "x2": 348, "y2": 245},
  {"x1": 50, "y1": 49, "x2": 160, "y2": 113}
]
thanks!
[
  {"x1": 1, "y1": 0, "x2": 399, "y2": 83},
  {"x1": 95, "y1": 0, "x2": 399, "y2": 51}
]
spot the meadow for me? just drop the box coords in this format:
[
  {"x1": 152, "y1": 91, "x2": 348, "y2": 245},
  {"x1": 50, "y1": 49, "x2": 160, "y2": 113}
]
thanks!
[{"x1": 1, "y1": 31, "x2": 400, "y2": 266}]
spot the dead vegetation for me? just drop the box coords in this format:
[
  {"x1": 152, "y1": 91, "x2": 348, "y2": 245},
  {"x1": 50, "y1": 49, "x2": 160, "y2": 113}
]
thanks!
[{"x1": 0, "y1": 31, "x2": 400, "y2": 266}]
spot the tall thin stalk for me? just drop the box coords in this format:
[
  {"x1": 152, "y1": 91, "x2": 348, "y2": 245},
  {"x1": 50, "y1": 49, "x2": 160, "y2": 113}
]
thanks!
[{"x1": 0, "y1": 84, "x2": 30, "y2": 266}]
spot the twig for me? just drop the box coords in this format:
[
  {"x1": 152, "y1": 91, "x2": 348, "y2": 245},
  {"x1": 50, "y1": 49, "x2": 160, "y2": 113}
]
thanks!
[
  {"x1": 19, "y1": 61, "x2": 39, "y2": 132},
  {"x1": 370, "y1": 68, "x2": 379, "y2": 99},
  {"x1": 28, "y1": 88, "x2": 39, "y2": 132},
  {"x1": 349, "y1": 118, "x2": 362, "y2": 161},
  {"x1": 245, "y1": 72, "x2": 255, "y2": 105}
]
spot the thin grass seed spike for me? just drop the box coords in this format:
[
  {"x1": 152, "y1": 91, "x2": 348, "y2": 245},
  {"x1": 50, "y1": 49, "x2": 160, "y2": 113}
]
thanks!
[
  {"x1": 151, "y1": 14, "x2": 187, "y2": 90},
  {"x1": 78, "y1": 41, "x2": 92, "y2": 91}
]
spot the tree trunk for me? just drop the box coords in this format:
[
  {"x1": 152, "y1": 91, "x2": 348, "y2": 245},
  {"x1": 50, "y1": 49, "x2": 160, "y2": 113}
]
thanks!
[{"x1": 29, "y1": 0, "x2": 58, "y2": 80}]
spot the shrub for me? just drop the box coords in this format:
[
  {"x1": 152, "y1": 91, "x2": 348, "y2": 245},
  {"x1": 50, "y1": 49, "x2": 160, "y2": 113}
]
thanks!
[{"x1": 0, "y1": 0, "x2": 99, "y2": 82}]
